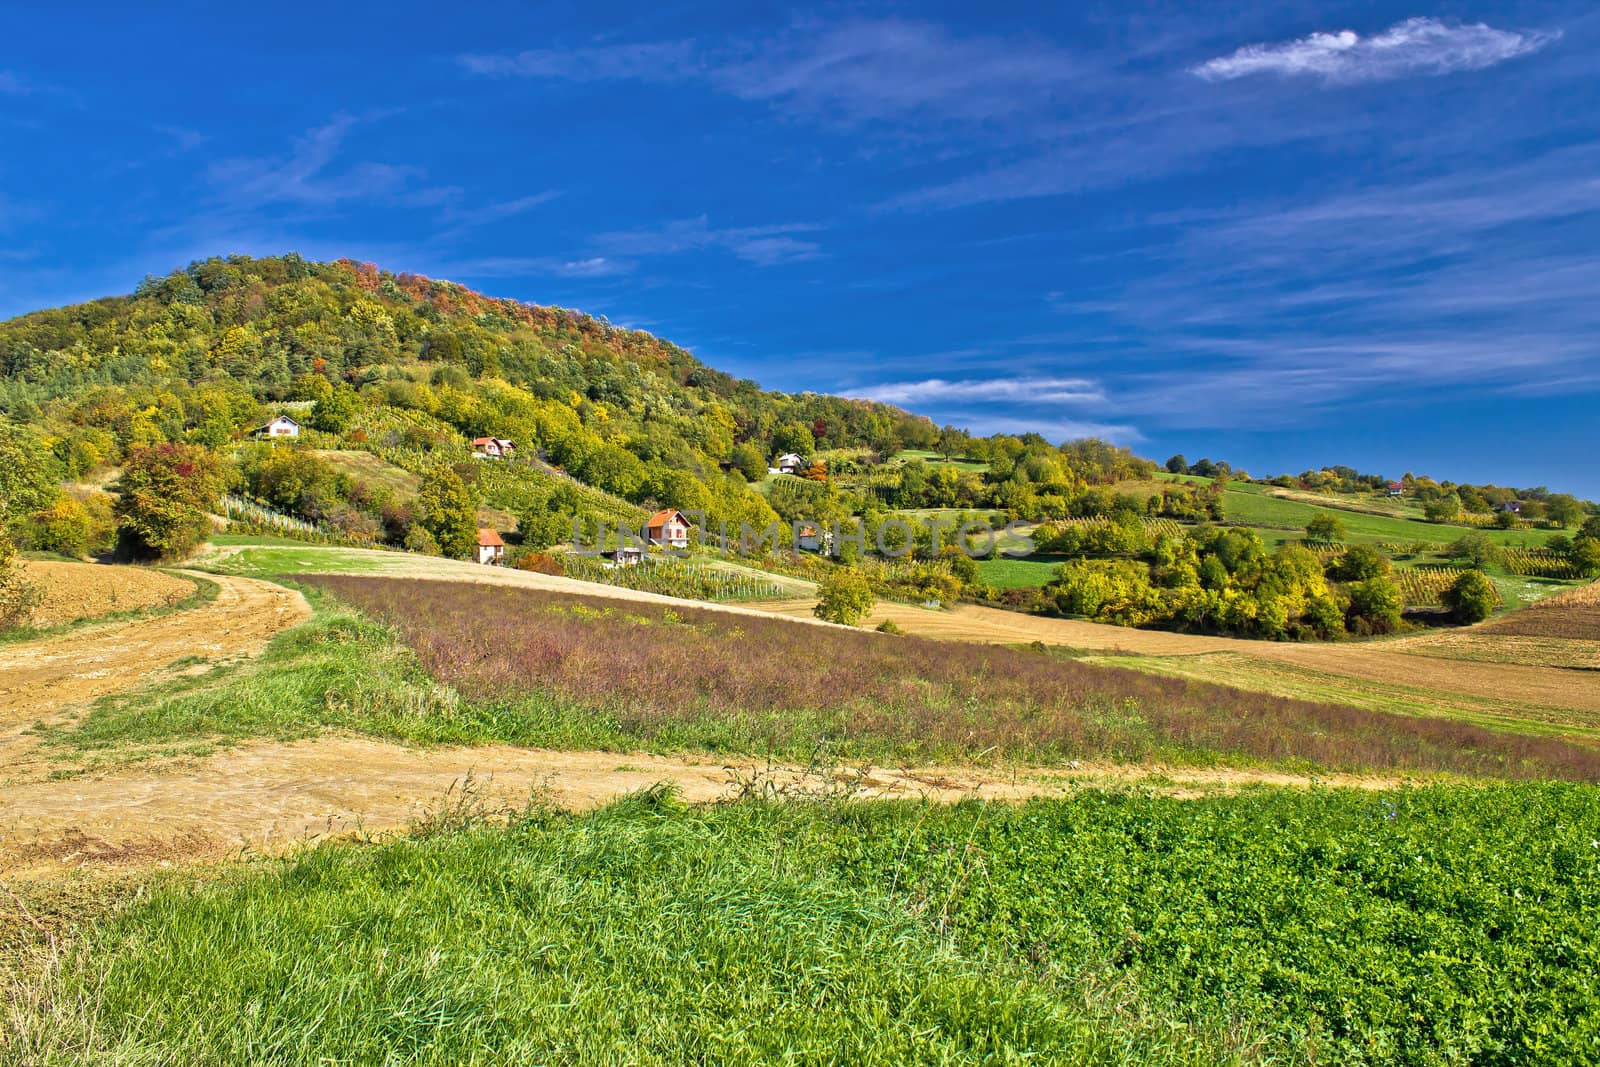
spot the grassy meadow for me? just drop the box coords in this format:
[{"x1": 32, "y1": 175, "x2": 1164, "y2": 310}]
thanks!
[{"x1": 10, "y1": 785, "x2": 1600, "y2": 1065}]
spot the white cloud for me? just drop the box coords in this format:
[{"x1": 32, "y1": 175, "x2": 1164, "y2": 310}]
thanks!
[
  {"x1": 206, "y1": 115, "x2": 428, "y2": 208},
  {"x1": 459, "y1": 19, "x2": 1085, "y2": 127},
  {"x1": 854, "y1": 376, "x2": 1106, "y2": 407},
  {"x1": 1192, "y1": 17, "x2": 1556, "y2": 85},
  {"x1": 594, "y1": 216, "x2": 822, "y2": 266}
]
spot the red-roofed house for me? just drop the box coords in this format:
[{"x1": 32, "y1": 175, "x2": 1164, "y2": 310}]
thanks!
[
  {"x1": 646, "y1": 509, "x2": 691, "y2": 549},
  {"x1": 1387, "y1": 482, "x2": 1404, "y2": 498},
  {"x1": 476, "y1": 528, "x2": 505, "y2": 565},
  {"x1": 472, "y1": 436, "x2": 516, "y2": 459}
]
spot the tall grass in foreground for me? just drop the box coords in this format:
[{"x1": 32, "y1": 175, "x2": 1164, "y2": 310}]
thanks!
[
  {"x1": 305, "y1": 575, "x2": 1600, "y2": 780},
  {"x1": 8, "y1": 785, "x2": 1599, "y2": 1065}
]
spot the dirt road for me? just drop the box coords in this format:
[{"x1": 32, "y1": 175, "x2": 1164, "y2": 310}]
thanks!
[{"x1": 0, "y1": 735, "x2": 1406, "y2": 875}]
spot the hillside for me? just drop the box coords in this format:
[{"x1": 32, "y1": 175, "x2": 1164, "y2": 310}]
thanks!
[{"x1": 1, "y1": 253, "x2": 1595, "y2": 645}]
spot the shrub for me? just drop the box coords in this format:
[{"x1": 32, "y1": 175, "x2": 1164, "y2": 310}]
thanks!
[
  {"x1": 27, "y1": 497, "x2": 92, "y2": 557},
  {"x1": 875, "y1": 618, "x2": 905, "y2": 635},
  {"x1": 0, "y1": 514, "x2": 40, "y2": 629},
  {"x1": 815, "y1": 567, "x2": 875, "y2": 626},
  {"x1": 1442, "y1": 570, "x2": 1499, "y2": 624},
  {"x1": 1348, "y1": 575, "x2": 1404, "y2": 634},
  {"x1": 1306, "y1": 514, "x2": 1345, "y2": 542},
  {"x1": 114, "y1": 444, "x2": 228, "y2": 560}
]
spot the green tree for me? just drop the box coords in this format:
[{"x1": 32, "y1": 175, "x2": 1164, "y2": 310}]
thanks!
[
  {"x1": 1546, "y1": 495, "x2": 1584, "y2": 528},
  {"x1": 418, "y1": 464, "x2": 479, "y2": 559},
  {"x1": 0, "y1": 509, "x2": 41, "y2": 629},
  {"x1": 1165, "y1": 454, "x2": 1188, "y2": 474},
  {"x1": 1305, "y1": 514, "x2": 1346, "y2": 542},
  {"x1": 1447, "y1": 531, "x2": 1503, "y2": 571},
  {"x1": 814, "y1": 567, "x2": 875, "y2": 626},
  {"x1": 310, "y1": 385, "x2": 361, "y2": 434},
  {"x1": 1348, "y1": 575, "x2": 1404, "y2": 634},
  {"x1": 770, "y1": 422, "x2": 814, "y2": 460},
  {"x1": 728, "y1": 442, "x2": 767, "y2": 482},
  {"x1": 1423, "y1": 493, "x2": 1462, "y2": 523},
  {"x1": 1441, "y1": 570, "x2": 1498, "y2": 624},
  {"x1": 114, "y1": 444, "x2": 227, "y2": 559},
  {"x1": 1331, "y1": 544, "x2": 1389, "y2": 582},
  {"x1": 27, "y1": 498, "x2": 92, "y2": 557},
  {"x1": 0, "y1": 418, "x2": 60, "y2": 528},
  {"x1": 1571, "y1": 536, "x2": 1600, "y2": 579}
]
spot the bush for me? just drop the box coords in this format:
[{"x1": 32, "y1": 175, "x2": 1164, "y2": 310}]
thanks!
[
  {"x1": 1348, "y1": 575, "x2": 1404, "y2": 634},
  {"x1": 27, "y1": 497, "x2": 92, "y2": 557},
  {"x1": 1330, "y1": 544, "x2": 1389, "y2": 582},
  {"x1": 114, "y1": 444, "x2": 228, "y2": 560},
  {"x1": 1306, "y1": 514, "x2": 1346, "y2": 542},
  {"x1": 875, "y1": 618, "x2": 905, "y2": 635},
  {"x1": 1442, "y1": 570, "x2": 1499, "y2": 624},
  {"x1": 815, "y1": 567, "x2": 875, "y2": 626}
]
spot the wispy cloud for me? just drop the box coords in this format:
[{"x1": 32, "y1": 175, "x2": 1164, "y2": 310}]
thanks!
[
  {"x1": 459, "y1": 19, "x2": 1086, "y2": 128},
  {"x1": 1192, "y1": 18, "x2": 1557, "y2": 85},
  {"x1": 856, "y1": 376, "x2": 1106, "y2": 407},
  {"x1": 434, "y1": 254, "x2": 633, "y2": 280},
  {"x1": 206, "y1": 114, "x2": 434, "y2": 209},
  {"x1": 594, "y1": 216, "x2": 823, "y2": 266},
  {"x1": 459, "y1": 41, "x2": 695, "y2": 81}
]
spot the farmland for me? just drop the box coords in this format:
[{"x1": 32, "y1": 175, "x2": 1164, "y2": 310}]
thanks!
[{"x1": 11, "y1": 786, "x2": 1600, "y2": 1065}]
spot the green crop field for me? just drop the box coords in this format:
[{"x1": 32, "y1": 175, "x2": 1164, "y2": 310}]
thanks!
[
  {"x1": 14, "y1": 785, "x2": 1600, "y2": 1065},
  {"x1": 1219, "y1": 483, "x2": 1551, "y2": 547},
  {"x1": 975, "y1": 555, "x2": 1066, "y2": 589}
]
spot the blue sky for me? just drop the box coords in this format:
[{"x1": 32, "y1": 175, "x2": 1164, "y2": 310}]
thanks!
[{"x1": 2, "y1": 2, "x2": 1597, "y2": 495}]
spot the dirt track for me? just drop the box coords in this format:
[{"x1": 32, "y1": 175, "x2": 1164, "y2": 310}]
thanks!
[
  {"x1": 0, "y1": 736, "x2": 1405, "y2": 875},
  {"x1": 0, "y1": 570, "x2": 309, "y2": 730}
]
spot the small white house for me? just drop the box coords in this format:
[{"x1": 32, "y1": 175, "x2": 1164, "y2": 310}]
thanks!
[
  {"x1": 476, "y1": 528, "x2": 505, "y2": 565},
  {"x1": 773, "y1": 452, "x2": 804, "y2": 475},
  {"x1": 255, "y1": 414, "x2": 301, "y2": 440},
  {"x1": 797, "y1": 525, "x2": 822, "y2": 552}
]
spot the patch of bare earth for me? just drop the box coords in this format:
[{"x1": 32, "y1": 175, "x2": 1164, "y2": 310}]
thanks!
[
  {"x1": 0, "y1": 572, "x2": 310, "y2": 771},
  {"x1": 0, "y1": 735, "x2": 1408, "y2": 877},
  {"x1": 17, "y1": 561, "x2": 194, "y2": 629}
]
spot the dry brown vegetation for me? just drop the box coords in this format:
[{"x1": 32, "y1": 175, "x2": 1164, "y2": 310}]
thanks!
[
  {"x1": 1480, "y1": 581, "x2": 1600, "y2": 640},
  {"x1": 310, "y1": 575, "x2": 1600, "y2": 781}
]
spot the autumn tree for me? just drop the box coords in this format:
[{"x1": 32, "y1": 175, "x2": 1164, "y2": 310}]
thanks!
[
  {"x1": 418, "y1": 463, "x2": 479, "y2": 559},
  {"x1": 114, "y1": 444, "x2": 227, "y2": 559},
  {"x1": 814, "y1": 567, "x2": 875, "y2": 626}
]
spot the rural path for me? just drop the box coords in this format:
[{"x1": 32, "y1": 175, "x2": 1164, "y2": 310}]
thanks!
[
  {"x1": 0, "y1": 736, "x2": 1407, "y2": 876},
  {"x1": 0, "y1": 570, "x2": 310, "y2": 773}
]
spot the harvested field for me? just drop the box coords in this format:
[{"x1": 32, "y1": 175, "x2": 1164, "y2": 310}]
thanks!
[
  {"x1": 0, "y1": 572, "x2": 308, "y2": 730},
  {"x1": 1479, "y1": 580, "x2": 1600, "y2": 640},
  {"x1": 308, "y1": 575, "x2": 1600, "y2": 781},
  {"x1": 15, "y1": 561, "x2": 194, "y2": 629}
]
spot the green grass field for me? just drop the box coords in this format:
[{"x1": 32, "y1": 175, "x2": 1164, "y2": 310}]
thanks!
[
  {"x1": 1219, "y1": 482, "x2": 1551, "y2": 547},
  {"x1": 975, "y1": 555, "x2": 1067, "y2": 589},
  {"x1": 13, "y1": 785, "x2": 1600, "y2": 1065}
]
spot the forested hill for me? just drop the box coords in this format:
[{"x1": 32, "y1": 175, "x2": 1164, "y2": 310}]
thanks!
[{"x1": 0, "y1": 253, "x2": 930, "y2": 454}]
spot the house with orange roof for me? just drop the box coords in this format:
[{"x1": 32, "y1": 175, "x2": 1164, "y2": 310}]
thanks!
[
  {"x1": 476, "y1": 527, "x2": 505, "y2": 565},
  {"x1": 472, "y1": 436, "x2": 516, "y2": 459},
  {"x1": 645, "y1": 508, "x2": 691, "y2": 549}
]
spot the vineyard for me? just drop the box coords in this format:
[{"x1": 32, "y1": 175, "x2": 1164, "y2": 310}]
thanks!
[
  {"x1": 220, "y1": 494, "x2": 380, "y2": 548},
  {"x1": 1394, "y1": 566, "x2": 1502, "y2": 609},
  {"x1": 1054, "y1": 514, "x2": 1186, "y2": 539},
  {"x1": 1503, "y1": 548, "x2": 1582, "y2": 579},
  {"x1": 559, "y1": 554, "x2": 786, "y2": 601}
]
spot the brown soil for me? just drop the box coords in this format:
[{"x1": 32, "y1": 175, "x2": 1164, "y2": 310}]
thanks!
[
  {"x1": 0, "y1": 571, "x2": 309, "y2": 734},
  {"x1": 0, "y1": 735, "x2": 1407, "y2": 877},
  {"x1": 17, "y1": 561, "x2": 194, "y2": 629}
]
